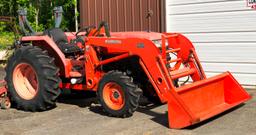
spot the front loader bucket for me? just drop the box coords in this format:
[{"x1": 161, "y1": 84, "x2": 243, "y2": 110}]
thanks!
[{"x1": 168, "y1": 72, "x2": 251, "y2": 129}]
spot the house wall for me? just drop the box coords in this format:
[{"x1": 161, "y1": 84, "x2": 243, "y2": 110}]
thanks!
[{"x1": 166, "y1": 0, "x2": 256, "y2": 88}]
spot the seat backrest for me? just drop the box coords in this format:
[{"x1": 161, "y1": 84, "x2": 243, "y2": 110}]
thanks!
[{"x1": 43, "y1": 28, "x2": 68, "y2": 45}]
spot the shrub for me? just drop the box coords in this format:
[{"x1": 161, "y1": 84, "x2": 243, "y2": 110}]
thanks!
[{"x1": 0, "y1": 32, "x2": 15, "y2": 50}]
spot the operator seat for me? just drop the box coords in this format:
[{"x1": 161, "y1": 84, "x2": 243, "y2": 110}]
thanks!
[{"x1": 43, "y1": 28, "x2": 82, "y2": 55}]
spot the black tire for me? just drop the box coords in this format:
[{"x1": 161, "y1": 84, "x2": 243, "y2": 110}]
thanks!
[
  {"x1": 5, "y1": 46, "x2": 60, "y2": 111},
  {"x1": 97, "y1": 71, "x2": 142, "y2": 117}
]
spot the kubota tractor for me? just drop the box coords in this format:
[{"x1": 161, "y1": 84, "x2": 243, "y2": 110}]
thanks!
[{"x1": 0, "y1": 9, "x2": 251, "y2": 129}]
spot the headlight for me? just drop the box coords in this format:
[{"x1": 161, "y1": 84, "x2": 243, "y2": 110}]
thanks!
[{"x1": 152, "y1": 39, "x2": 169, "y2": 48}]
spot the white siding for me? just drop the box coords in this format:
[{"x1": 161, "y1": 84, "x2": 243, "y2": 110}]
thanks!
[{"x1": 166, "y1": 0, "x2": 256, "y2": 87}]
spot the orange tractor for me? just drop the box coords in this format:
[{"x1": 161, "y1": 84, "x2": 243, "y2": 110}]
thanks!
[{"x1": 0, "y1": 9, "x2": 251, "y2": 129}]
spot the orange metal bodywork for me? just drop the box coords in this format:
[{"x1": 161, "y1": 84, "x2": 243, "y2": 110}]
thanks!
[
  {"x1": 168, "y1": 72, "x2": 251, "y2": 128},
  {"x1": 13, "y1": 63, "x2": 38, "y2": 100},
  {"x1": 0, "y1": 80, "x2": 7, "y2": 95},
  {"x1": 0, "y1": 80, "x2": 11, "y2": 109},
  {"x1": 102, "y1": 82, "x2": 125, "y2": 111},
  {"x1": 20, "y1": 31, "x2": 251, "y2": 129}
]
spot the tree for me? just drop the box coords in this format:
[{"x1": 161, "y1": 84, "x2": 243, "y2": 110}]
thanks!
[
  {"x1": 31, "y1": 0, "x2": 41, "y2": 32},
  {"x1": 74, "y1": 0, "x2": 78, "y2": 32},
  {"x1": 63, "y1": 0, "x2": 79, "y2": 31},
  {"x1": 0, "y1": 0, "x2": 79, "y2": 32}
]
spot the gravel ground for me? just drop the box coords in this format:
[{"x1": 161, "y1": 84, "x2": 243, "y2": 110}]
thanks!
[{"x1": 0, "y1": 67, "x2": 255, "y2": 135}]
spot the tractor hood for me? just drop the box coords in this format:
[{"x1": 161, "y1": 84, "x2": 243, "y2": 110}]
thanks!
[{"x1": 111, "y1": 32, "x2": 162, "y2": 41}]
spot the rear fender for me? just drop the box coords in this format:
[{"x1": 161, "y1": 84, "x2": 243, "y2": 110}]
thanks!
[{"x1": 21, "y1": 36, "x2": 69, "y2": 77}]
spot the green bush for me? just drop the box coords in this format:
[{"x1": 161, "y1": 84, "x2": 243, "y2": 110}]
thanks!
[{"x1": 0, "y1": 32, "x2": 14, "y2": 50}]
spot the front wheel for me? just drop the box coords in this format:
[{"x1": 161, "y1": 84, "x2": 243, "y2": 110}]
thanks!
[{"x1": 97, "y1": 71, "x2": 142, "y2": 117}]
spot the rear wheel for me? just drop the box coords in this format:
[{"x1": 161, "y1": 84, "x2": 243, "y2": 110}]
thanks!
[
  {"x1": 5, "y1": 46, "x2": 60, "y2": 111},
  {"x1": 97, "y1": 71, "x2": 142, "y2": 117}
]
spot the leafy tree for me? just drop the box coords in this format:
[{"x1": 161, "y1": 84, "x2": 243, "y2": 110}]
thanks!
[
  {"x1": 0, "y1": 0, "x2": 79, "y2": 32},
  {"x1": 0, "y1": 0, "x2": 79, "y2": 50}
]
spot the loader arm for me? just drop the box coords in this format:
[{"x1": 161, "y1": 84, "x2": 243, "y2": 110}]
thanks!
[
  {"x1": 86, "y1": 35, "x2": 207, "y2": 124},
  {"x1": 87, "y1": 37, "x2": 172, "y2": 101},
  {"x1": 86, "y1": 33, "x2": 206, "y2": 101}
]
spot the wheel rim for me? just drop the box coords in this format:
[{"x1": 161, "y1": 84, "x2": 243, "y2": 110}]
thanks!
[
  {"x1": 13, "y1": 63, "x2": 39, "y2": 100},
  {"x1": 102, "y1": 82, "x2": 125, "y2": 110}
]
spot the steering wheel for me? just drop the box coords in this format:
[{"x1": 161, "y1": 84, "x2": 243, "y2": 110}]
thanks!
[
  {"x1": 75, "y1": 22, "x2": 111, "y2": 38},
  {"x1": 72, "y1": 22, "x2": 111, "y2": 49},
  {"x1": 75, "y1": 25, "x2": 96, "y2": 37},
  {"x1": 92, "y1": 21, "x2": 111, "y2": 37}
]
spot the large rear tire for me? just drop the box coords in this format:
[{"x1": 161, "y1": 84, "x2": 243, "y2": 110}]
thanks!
[
  {"x1": 5, "y1": 46, "x2": 60, "y2": 111},
  {"x1": 97, "y1": 71, "x2": 142, "y2": 117}
]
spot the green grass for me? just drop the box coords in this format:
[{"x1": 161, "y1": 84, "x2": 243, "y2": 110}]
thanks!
[{"x1": 0, "y1": 32, "x2": 15, "y2": 50}]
